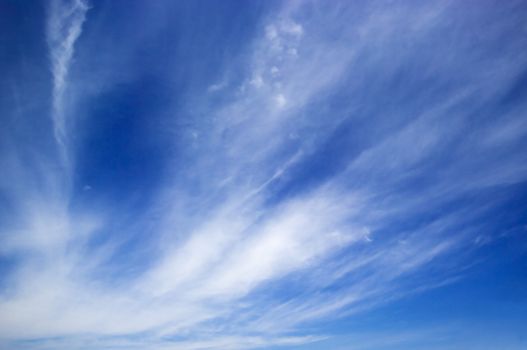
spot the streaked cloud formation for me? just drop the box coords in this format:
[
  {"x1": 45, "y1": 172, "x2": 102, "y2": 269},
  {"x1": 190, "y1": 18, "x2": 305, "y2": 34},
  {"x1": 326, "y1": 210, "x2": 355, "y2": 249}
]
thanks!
[
  {"x1": 0, "y1": 1, "x2": 526, "y2": 349},
  {"x1": 47, "y1": 0, "x2": 89, "y2": 160}
]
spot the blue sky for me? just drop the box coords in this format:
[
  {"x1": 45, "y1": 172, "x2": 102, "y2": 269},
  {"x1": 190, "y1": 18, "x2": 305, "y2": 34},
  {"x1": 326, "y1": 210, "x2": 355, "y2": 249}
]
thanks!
[{"x1": 1, "y1": 0, "x2": 527, "y2": 349}]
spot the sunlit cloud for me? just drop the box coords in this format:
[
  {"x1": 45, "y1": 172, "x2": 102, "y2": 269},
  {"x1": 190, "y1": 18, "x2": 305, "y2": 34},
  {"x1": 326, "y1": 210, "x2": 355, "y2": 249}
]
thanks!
[{"x1": 1, "y1": 1, "x2": 526, "y2": 349}]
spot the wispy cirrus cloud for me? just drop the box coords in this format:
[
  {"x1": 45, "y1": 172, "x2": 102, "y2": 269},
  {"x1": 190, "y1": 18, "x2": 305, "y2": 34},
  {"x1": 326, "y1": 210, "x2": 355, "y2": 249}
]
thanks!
[
  {"x1": 0, "y1": 1, "x2": 526, "y2": 349},
  {"x1": 46, "y1": 0, "x2": 89, "y2": 163}
]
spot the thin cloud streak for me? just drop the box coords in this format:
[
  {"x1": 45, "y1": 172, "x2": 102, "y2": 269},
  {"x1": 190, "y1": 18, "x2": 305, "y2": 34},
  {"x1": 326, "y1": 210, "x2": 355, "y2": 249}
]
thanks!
[{"x1": 47, "y1": 0, "x2": 89, "y2": 165}]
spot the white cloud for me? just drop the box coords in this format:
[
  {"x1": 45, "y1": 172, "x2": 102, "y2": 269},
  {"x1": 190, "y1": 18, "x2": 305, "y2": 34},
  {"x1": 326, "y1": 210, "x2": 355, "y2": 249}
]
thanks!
[
  {"x1": 46, "y1": 0, "x2": 89, "y2": 164},
  {"x1": 1, "y1": 1, "x2": 526, "y2": 349}
]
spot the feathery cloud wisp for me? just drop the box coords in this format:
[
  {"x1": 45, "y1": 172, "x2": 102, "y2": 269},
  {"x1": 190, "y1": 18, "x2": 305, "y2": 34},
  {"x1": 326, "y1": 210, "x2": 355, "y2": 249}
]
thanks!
[{"x1": 47, "y1": 0, "x2": 89, "y2": 159}]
